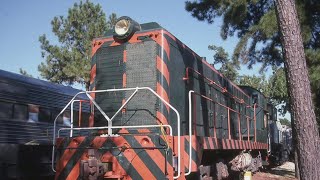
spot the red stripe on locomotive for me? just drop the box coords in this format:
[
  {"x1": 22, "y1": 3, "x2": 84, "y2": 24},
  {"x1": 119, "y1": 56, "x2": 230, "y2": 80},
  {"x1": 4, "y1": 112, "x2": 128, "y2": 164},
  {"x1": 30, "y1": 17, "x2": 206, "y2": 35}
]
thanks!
[
  {"x1": 156, "y1": 55, "x2": 170, "y2": 86},
  {"x1": 156, "y1": 82, "x2": 170, "y2": 112}
]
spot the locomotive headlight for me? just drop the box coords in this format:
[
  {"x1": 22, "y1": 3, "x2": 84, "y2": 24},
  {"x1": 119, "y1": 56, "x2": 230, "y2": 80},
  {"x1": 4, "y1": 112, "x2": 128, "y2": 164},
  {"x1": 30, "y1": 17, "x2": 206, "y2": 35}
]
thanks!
[
  {"x1": 114, "y1": 19, "x2": 130, "y2": 36},
  {"x1": 113, "y1": 16, "x2": 141, "y2": 41}
]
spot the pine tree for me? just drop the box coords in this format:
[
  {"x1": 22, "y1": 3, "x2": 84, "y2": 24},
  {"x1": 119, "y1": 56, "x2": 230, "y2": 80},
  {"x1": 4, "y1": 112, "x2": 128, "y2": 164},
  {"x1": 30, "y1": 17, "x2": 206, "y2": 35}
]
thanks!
[
  {"x1": 210, "y1": 45, "x2": 288, "y2": 115},
  {"x1": 19, "y1": 68, "x2": 33, "y2": 78},
  {"x1": 38, "y1": 0, "x2": 117, "y2": 90},
  {"x1": 185, "y1": 0, "x2": 320, "y2": 130},
  {"x1": 185, "y1": 0, "x2": 319, "y2": 70},
  {"x1": 107, "y1": 13, "x2": 118, "y2": 29},
  {"x1": 209, "y1": 45, "x2": 239, "y2": 81}
]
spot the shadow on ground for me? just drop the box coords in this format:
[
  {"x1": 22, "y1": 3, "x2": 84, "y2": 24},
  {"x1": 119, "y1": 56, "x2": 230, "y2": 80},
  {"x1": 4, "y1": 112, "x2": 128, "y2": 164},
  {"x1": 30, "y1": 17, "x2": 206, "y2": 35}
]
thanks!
[{"x1": 268, "y1": 168, "x2": 296, "y2": 178}]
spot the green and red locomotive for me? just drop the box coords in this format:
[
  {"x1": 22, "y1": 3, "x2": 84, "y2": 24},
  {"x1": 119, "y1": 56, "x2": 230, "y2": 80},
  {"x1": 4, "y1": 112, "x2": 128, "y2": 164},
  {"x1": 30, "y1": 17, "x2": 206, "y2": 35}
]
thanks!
[{"x1": 52, "y1": 17, "x2": 280, "y2": 180}]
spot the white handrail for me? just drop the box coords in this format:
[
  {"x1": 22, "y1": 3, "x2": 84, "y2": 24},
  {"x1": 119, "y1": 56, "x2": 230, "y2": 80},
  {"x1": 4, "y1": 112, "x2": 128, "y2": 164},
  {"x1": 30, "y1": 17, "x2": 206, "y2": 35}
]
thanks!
[
  {"x1": 185, "y1": 90, "x2": 194, "y2": 176},
  {"x1": 85, "y1": 92, "x2": 111, "y2": 122},
  {"x1": 51, "y1": 87, "x2": 181, "y2": 178},
  {"x1": 58, "y1": 124, "x2": 173, "y2": 137},
  {"x1": 110, "y1": 88, "x2": 138, "y2": 121}
]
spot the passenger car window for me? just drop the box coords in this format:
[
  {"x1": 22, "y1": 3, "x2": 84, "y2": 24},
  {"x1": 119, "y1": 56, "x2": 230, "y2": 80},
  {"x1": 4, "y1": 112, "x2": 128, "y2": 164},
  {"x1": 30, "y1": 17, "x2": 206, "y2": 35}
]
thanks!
[
  {"x1": 13, "y1": 104, "x2": 28, "y2": 120},
  {"x1": 0, "y1": 101, "x2": 13, "y2": 119}
]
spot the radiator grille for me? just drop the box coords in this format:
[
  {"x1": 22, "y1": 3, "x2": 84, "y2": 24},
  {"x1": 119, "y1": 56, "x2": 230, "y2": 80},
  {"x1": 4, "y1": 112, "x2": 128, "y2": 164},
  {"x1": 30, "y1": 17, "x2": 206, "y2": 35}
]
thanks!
[
  {"x1": 94, "y1": 41, "x2": 158, "y2": 127},
  {"x1": 123, "y1": 41, "x2": 157, "y2": 126}
]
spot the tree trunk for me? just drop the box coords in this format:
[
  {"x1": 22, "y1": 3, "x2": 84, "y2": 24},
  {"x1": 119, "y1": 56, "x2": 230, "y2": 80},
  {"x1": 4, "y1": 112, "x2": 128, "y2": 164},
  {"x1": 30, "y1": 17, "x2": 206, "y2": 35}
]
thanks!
[
  {"x1": 274, "y1": 0, "x2": 320, "y2": 179},
  {"x1": 288, "y1": 96, "x2": 300, "y2": 179},
  {"x1": 291, "y1": 113, "x2": 300, "y2": 179},
  {"x1": 294, "y1": 149, "x2": 300, "y2": 179}
]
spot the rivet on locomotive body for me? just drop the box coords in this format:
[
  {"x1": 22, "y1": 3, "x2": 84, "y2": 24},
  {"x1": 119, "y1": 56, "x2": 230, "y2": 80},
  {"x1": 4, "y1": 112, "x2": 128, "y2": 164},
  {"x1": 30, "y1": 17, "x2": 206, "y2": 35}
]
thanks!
[{"x1": 140, "y1": 137, "x2": 151, "y2": 146}]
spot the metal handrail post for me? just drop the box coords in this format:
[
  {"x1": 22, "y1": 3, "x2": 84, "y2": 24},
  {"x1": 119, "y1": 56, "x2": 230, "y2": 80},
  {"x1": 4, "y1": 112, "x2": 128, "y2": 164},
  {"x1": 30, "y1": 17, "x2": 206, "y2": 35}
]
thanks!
[
  {"x1": 185, "y1": 90, "x2": 194, "y2": 176},
  {"x1": 70, "y1": 100, "x2": 82, "y2": 137},
  {"x1": 51, "y1": 91, "x2": 84, "y2": 172},
  {"x1": 228, "y1": 109, "x2": 231, "y2": 139}
]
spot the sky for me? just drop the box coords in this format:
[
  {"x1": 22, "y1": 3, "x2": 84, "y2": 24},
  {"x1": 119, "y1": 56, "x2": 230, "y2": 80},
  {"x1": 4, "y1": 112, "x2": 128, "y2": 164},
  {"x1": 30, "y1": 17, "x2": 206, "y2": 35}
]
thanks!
[{"x1": 0, "y1": 0, "x2": 253, "y2": 77}]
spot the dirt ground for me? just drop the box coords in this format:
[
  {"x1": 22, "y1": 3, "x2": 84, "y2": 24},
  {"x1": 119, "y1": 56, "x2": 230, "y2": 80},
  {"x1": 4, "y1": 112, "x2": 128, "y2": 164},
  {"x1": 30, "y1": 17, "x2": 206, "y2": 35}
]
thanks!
[{"x1": 253, "y1": 162, "x2": 297, "y2": 180}]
